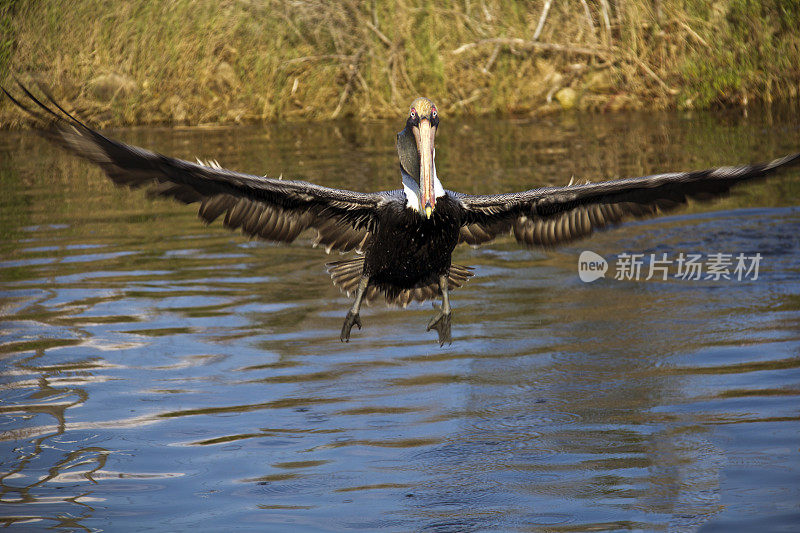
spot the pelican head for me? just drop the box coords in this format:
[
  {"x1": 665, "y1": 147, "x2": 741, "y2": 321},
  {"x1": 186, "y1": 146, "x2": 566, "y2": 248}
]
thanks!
[{"x1": 397, "y1": 97, "x2": 444, "y2": 218}]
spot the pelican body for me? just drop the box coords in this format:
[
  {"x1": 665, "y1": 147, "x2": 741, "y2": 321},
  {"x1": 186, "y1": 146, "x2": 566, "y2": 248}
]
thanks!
[
  {"x1": 5, "y1": 85, "x2": 800, "y2": 344},
  {"x1": 366, "y1": 193, "x2": 462, "y2": 294}
]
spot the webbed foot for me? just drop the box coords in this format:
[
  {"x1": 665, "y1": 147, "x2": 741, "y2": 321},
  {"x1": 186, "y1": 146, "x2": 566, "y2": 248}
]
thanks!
[
  {"x1": 340, "y1": 310, "x2": 362, "y2": 343},
  {"x1": 426, "y1": 304, "x2": 452, "y2": 346}
]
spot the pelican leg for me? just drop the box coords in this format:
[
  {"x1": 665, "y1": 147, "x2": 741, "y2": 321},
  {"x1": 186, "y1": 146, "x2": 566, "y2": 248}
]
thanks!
[
  {"x1": 427, "y1": 274, "x2": 452, "y2": 346},
  {"x1": 341, "y1": 276, "x2": 369, "y2": 343}
]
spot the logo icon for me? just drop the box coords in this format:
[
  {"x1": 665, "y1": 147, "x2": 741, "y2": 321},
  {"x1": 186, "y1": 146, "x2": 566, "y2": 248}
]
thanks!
[{"x1": 578, "y1": 250, "x2": 607, "y2": 282}]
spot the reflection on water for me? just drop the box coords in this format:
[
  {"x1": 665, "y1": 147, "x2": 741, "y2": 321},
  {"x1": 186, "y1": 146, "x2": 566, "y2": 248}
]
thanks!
[{"x1": 1, "y1": 107, "x2": 799, "y2": 531}]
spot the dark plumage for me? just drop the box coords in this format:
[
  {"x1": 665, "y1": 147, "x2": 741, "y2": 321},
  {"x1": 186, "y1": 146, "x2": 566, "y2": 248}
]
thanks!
[{"x1": 4, "y1": 85, "x2": 799, "y2": 345}]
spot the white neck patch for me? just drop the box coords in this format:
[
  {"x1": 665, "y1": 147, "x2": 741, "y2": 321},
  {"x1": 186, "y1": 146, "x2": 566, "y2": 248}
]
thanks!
[{"x1": 402, "y1": 150, "x2": 445, "y2": 212}]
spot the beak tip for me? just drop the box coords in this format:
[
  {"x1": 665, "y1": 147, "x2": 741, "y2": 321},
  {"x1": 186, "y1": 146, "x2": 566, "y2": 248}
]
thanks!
[{"x1": 425, "y1": 206, "x2": 433, "y2": 218}]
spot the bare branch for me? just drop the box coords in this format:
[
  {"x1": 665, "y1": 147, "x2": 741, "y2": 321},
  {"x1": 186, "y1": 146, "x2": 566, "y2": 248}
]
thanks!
[
  {"x1": 331, "y1": 47, "x2": 366, "y2": 119},
  {"x1": 674, "y1": 19, "x2": 711, "y2": 49},
  {"x1": 451, "y1": 37, "x2": 678, "y2": 95},
  {"x1": 482, "y1": 44, "x2": 502, "y2": 75},
  {"x1": 599, "y1": 0, "x2": 613, "y2": 45},
  {"x1": 452, "y1": 38, "x2": 609, "y2": 58},
  {"x1": 579, "y1": 0, "x2": 596, "y2": 34},
  {"x1": 283, "y1": 54, "x2": 354, "y2": 66},
  {"x1": 622, "y1": 51, "x2": 679, "y2": 94},
  {"x1": 532, "y1": 0, "x2": 554, "y2": 42},
  {"x1": 365, "y1": 20, "x2": 392, "y2": 48}
]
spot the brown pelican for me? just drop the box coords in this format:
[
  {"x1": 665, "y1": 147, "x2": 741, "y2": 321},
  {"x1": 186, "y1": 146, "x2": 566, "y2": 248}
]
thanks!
[{"x1": 4, "y1": 85, "x2": 799, "y2": 345}]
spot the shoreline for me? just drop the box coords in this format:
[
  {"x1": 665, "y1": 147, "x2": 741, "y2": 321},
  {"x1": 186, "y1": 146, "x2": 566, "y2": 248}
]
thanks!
[{"x1": 3, "y1": 98, "x2": 799, "y2": 132}]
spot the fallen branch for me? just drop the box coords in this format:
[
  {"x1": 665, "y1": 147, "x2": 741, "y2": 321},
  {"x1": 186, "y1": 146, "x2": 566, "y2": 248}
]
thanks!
[
  {"x1": 532, "y1": 0, "x2": 554, "y2": 41},
  {"x1": 578, "y1": 0, "x2": 596, "y2": 34},
  {"x1": 482, "y1": 44, "x2": 502, "y2": 75},
  {"x1": 452, "y1": 37, "x2": 679, "y2": 96},
  {"x1": 365, "y1": 20, "x2": 392, "y2": 48},
  {"x1": 283, "y1": 54, "x2": 355, "y2": 66},
  {"x1": 452, "y1": 38, "x2": 609, "y2": 59},
  {"x1": 620, "y1": 50, "x2": 679, "y2": 94},
  {"x1": 331, "y1": 47, "x2": 366, "y2": 119},
  {"x1": 674, "y1": 18, "x2": 711, "y2": 49},
  {"x1": 447, "y1": 89, "x2": 482, "y2": 112},
  {"x1": 599, "y1": 0, "x2": 613, "y2": 44}
]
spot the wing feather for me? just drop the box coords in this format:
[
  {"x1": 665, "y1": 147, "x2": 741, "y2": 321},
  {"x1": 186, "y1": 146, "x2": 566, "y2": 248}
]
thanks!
[
  {"x1": 5, "y1": 85, "x2": 387, "y2": 253},
  {"x1": 455, "y1": 153, "x2": 800, "y2": 247}
]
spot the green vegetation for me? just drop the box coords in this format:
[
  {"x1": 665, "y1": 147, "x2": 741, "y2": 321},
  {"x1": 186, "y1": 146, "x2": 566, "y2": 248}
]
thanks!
[{"x1": 1, "y1": 0, "x2": 799, "y2": 126}]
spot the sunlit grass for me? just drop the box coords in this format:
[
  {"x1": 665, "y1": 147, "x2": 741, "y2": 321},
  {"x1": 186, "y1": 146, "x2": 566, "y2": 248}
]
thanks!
[{"x1": 1, "y1": 0, "x2": 798, "y2": 126}]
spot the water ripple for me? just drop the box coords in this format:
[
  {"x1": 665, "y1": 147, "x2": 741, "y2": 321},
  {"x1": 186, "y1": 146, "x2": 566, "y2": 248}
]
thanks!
[{"x1": 1, "y1": 112, "x2": 799, "y2": 531}]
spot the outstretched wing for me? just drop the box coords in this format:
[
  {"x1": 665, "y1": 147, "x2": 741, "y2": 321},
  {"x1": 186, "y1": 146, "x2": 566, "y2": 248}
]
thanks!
[
  {"x1": 5, "y1": 85, "x2": 387, "y2": 253},
  {"x1": 455, "y1": 154, "x2": 800, "y2": 247}
]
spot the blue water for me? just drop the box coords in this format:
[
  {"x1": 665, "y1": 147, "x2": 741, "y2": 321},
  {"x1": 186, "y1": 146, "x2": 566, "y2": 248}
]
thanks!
[{"x1": 1, "y1": 108, "x2": 799, "y2": 531}]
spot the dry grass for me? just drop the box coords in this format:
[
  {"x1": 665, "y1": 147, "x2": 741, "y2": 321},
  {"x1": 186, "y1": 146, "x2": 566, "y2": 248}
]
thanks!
[{"x1": 1, "y1": 0, "x2": 799, "y2": 127}]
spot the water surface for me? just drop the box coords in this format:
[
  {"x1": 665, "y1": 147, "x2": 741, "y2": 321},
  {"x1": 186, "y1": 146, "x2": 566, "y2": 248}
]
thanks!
[{"x1": 1, "y1": 107, "x2": 799, "y2": 531}]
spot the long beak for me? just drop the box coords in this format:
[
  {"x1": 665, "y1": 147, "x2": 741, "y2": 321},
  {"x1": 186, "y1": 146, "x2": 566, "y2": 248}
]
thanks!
[{"x1": 413, "y1": 118, "x2": 436, "y2": 218}]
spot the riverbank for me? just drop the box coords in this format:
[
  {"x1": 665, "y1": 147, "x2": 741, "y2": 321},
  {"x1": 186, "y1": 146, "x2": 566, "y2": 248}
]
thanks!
[{"x1": 2, "y1": 0, "x2": 799, "y2": 127}]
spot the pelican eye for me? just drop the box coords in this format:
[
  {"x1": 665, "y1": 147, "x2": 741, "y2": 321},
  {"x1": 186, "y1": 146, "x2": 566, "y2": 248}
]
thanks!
[
  {"x1": 431, "y1": 108, "x2": 437, "y2": 118},
  {"x1": 410, "y1": 108, "x2": 416, "y2": 119}
]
